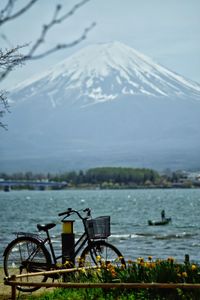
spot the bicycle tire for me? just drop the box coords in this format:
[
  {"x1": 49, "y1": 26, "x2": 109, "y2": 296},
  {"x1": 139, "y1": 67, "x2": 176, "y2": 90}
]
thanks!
[
  {"x1": 79, "y1": 240, "x2": 126, "y2": 268},
  {"x1": 4, "y1": 236, "x2": 51, "y2": 292}
]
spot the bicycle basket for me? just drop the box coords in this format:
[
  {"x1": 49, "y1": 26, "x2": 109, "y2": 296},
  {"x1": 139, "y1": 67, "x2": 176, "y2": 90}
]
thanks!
[{"x1": 86, "y1": 216, "x2": 110, "y2": 239}]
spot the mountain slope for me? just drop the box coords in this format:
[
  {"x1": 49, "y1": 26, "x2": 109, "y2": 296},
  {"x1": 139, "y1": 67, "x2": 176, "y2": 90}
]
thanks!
[
  {"x1": 11, "y1": 41, "x2": 200, "y2": 105},
  {"x1": 1, "y1": 41, "x2": 200, "y2": 172}
]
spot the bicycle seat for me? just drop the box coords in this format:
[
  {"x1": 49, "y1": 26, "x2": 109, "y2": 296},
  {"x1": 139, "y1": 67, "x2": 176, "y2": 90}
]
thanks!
[{"x1": 37, "y1": 223, "x2": 56, "y2": 232}]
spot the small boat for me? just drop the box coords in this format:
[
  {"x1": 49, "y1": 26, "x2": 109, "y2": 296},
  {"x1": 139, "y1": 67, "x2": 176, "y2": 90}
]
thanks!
[{"x1": 148, "y1": 217, "x2": 171, "y2": 226}]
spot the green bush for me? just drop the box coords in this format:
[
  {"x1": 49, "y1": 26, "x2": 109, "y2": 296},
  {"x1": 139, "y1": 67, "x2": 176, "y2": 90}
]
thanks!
[{"x1": 28, "y1": 257, "x2": 200, "y2": 300}]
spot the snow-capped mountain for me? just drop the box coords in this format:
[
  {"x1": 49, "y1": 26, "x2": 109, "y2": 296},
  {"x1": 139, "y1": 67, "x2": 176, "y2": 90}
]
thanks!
[
  {"x1": 12, "y1": 41, "x2": 200, "y2": 105},
  {"x1": 1, "y1": 41, "x2": 200, "y2": 172}
]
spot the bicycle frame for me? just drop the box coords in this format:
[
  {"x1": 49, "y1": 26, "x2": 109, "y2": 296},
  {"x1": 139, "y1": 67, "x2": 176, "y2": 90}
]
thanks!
[
  {"x1": 14, "y1": 209, "x2": 99, "y2": 270},
  {"x1": 41, "y1": 216, "x2": 92, "y2": 266},
  {"x1": 4, "y1": 208, "x2": 125, "y2": 294}
]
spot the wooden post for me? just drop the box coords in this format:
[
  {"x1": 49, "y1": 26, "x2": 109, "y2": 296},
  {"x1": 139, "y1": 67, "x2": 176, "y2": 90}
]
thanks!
[
  {"x1": 11, "y1": 285, "x2": 16, "y2": 300},
  {"x1": 10, "y1": 275, "x2": 16, "y2": 300}
]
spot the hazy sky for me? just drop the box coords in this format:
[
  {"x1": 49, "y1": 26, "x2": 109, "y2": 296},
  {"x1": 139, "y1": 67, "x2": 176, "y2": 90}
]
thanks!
[{"x1": 1, "y1": 0, "x2": 200, "y2": 89}]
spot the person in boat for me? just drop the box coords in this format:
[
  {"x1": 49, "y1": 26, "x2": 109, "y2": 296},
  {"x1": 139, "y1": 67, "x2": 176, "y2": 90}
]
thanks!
[{"x1": 161, "y1": 210, "x2": 165, "y2": 221}]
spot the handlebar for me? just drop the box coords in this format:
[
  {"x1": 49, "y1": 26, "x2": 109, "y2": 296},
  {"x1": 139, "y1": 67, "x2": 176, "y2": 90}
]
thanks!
[
  {"x1": 58, "y1": 208, "x2": 72, "y2": 217},
  {"x1": 58, "y1": 208, "x2": 91, "y2": 220}
]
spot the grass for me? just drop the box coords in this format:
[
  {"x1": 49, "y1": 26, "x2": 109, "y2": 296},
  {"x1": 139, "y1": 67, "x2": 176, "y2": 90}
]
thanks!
[{"x1": 27, "y1": 287, "x2": 200, "y2": 300}]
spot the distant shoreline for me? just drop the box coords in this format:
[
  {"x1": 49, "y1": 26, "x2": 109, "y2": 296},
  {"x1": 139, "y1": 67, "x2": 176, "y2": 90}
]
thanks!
[
  {"x1": 1, "y1": 167, "x2": 200, "y2": 191},
  {"x1": 1, "y1": 185, "x2": 200, "y2": 192}
]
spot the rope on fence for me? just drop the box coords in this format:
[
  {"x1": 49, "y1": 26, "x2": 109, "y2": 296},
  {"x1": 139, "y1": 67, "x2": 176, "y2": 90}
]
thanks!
[{"x1": 6, "y1": 265, "x2": 98, "y2": 279}]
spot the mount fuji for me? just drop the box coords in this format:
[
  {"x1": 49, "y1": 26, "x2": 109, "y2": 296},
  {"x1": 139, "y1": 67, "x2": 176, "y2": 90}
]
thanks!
[{"x1": 1, "y1": 41, "x2": 200, "y2": 172}]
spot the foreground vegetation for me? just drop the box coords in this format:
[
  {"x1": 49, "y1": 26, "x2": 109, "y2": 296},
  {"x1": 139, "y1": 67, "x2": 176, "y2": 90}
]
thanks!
[
  {"x1": 1, "y1": 167, "x2": 200, "y2": 190},
  {"x1": 27, "y1": 257, "x2": 200, "y2": 300}
]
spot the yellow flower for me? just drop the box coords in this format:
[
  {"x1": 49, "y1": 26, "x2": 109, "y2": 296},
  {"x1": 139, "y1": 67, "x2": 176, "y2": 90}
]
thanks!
[
  {"x1": 182, "y1": 272, "x2": 187, "y2": 278},
  {"x1": 167, "y1": 257, "x2": 174, "y2": 263},
  {"x1": 106, "y1": 262, "x2": 112, "y2": 269},
  {"x1": 101, "y1": 261, "x2": 106, "y2": 268},
  {"x1": 76, "y1": 256, "x2": 84, "y2": 264},
  {"x1": 81, "y1": 268, "x2": 86, "y2": 274},
  {"x1": 150, "y1": 262, "x2": 156, "y2": 268},
  {"x1": 137, "y1": 257, "x2": 145, "y2": 266},
  {"x1": 148, "y1": 256, "x2": 152, "y2": 261},
  {"x1": 56, "y1": 262, "x2": 62, "y2": 268},
  {"x1": 128, "y1": 259, "x2": 133, "y2": 264},
  {"x1": 96, "y1": 255, "x2": 101, "y2": 261},
  {"x1": 64, "y1": 260, "x2": 71, "y2": 266},
  {"x1": 145, "y1": 262, "x2": 153, "y2": 268},
  {"x1": 191, "y1": 264, "x2": 197, "y2": 271},
  {"x1": 111, "y1": 269, "x2": 117, "y2": 277}
]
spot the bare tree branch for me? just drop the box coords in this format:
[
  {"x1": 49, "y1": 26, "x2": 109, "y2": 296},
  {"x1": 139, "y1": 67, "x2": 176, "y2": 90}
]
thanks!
[
  {"x1": 0, "y1": 0, "x2": 95, "y2": 77},
  {"x1": 27, "y1": 22, "x2": 96, "y2": 60},
  {"x1": 0, "y1": 90, "x2": 9, "y2": 129},
  {"x1": 27, "y1": 0, "x2": 94, "y2": 58},
  {"x1": 0, "y1": 45, "x2": 23, "y2": 128},
  {"x1": 0, "y1": 0, "x2": 95, "y2": 129},
  {"x1": 0, "y1": 0, "x2": 38, "y2": 26},
  {"x1": 0, "y1": 45, "x2": 25, "y2": 81}
]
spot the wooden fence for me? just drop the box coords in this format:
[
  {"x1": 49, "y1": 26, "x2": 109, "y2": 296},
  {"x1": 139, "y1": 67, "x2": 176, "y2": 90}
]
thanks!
[{"x1": 4, "y1": 267, "x2": 200, "y2": 300}]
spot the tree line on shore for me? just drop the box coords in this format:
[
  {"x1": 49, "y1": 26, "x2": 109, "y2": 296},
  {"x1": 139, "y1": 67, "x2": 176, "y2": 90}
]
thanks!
[{"x1": 0, "y1": 167, "x2": 198, "y2": 189}]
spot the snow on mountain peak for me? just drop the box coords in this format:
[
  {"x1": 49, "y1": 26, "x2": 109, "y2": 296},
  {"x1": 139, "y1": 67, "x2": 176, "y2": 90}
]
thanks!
[
  {"x1": 3, "y1": 42, "x2": 200, "y2": 172},
  {"x1": 11, "y1": 41, "x2": 200, "y2": 106}
]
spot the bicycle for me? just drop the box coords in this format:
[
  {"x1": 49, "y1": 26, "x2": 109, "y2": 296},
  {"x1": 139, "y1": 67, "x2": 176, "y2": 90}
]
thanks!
[{"x1": 3, "y1": 207, "x2": 126, "y2": 292}]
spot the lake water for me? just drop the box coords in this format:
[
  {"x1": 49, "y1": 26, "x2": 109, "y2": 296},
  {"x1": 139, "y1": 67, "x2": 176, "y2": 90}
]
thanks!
[{"x1": 1, "y1": 189, "x2": 200, "y2": 265}]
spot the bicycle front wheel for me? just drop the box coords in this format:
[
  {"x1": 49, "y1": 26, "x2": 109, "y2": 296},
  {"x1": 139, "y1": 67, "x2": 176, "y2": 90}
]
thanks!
[
  {"x1": 4, "y1": 236, "x2": 51, "y2": 292},
  {"x1": 79, "y1": 240, "x2": 126, "y2": 268}
]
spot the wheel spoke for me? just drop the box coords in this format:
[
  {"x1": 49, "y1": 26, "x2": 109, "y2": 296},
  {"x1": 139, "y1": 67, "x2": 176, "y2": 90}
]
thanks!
[
  {"x1": 80, "y1": 241, "x2": 125, "y2": 268},
  {"x1": 4, "y1": 237, "x2": 51, "y2": 292}
]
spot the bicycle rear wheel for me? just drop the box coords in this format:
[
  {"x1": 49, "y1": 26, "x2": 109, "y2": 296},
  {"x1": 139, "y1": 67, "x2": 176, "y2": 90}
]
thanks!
[
  {"x1": 79, "y1": 240, "x2": 126, "y2": 268},
  {"x1": 4, "y1": 236, "x2": 51, "y2": 292}
]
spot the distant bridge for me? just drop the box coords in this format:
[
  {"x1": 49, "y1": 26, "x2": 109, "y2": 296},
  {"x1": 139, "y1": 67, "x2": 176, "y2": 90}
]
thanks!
[{"x1": 0, "y1": 180, "x2": 67, "y2": 191}]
